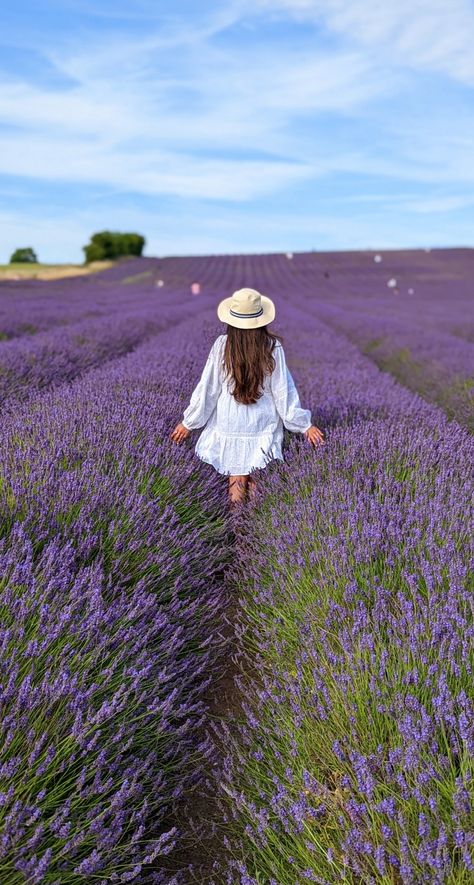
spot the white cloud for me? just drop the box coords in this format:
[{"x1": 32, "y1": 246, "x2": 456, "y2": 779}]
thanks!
[
  {"x1": 0, "y1": 130, "x2": 315, "y2": 200},
  {"x1": 0, "y1": 6, "x2": 400, "y2": 199},
  {"x1": 0, "y1": 0, "x2": 473, "y2": 257},
  {"x1": 252, "y1": 0, "x2": 474, "y2": 86},
  {"x1": 1, "y1": 9, "x2": 462, "y2": 202}
]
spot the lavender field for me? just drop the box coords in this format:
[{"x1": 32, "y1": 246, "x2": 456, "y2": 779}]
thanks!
[{"x1": 0, "y1": 249, "x2": 472, "y2": 884}]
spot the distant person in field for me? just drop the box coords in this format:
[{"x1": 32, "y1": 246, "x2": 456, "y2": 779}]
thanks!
[{"x1": 170, "y1": 287, "x2": 324, "y2": 506}]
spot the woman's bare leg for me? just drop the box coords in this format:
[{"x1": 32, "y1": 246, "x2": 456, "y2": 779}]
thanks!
[{"x1": 228, "y1": 474, "x2": 249, "y2": 504}]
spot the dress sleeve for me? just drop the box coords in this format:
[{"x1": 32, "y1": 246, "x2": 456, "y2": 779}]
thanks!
[
  {"x1": 270, "y1": 344, "x2": 312, "y2": 433},
  {"x1": 182, "y1": 337, "x2": 223, "y2": 430}
]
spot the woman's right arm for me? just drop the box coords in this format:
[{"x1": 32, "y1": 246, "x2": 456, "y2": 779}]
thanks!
[{"x1": 182, "y1": 336, "x2": 223, "y2": 430}]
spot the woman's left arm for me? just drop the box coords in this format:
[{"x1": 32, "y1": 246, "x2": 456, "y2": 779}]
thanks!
[
  {"x1": 181, "y1": 337, "x2": 223, "y2": 431},
  {"x1": 271, "y1": 344, "x2": 313, "y2": 433}
]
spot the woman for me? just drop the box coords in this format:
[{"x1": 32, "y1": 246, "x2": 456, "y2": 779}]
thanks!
[{"x1": 171, "y1": 287, "x2": 325, "y2": 505}]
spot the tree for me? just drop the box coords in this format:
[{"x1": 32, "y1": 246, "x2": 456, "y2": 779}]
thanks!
[
  {"x1": 82, "y1": 231, "x2": 145, "y2": 263},
  {"x1": 10, "y1": 247, "x2": 38, "y2": 263}
]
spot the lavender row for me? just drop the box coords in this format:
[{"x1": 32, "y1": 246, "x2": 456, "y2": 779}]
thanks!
[
  {"x1": 0, "y1": 289, "x2": 220, "y2": 409},
  {"x1": 264, "y1": 250, "x2": 474, "y2": 429},
  {"x1": 172, "y1": 248, "x2": 474, "y2": 342},
  {"x1": 0, "y1": 256, "x2": 212, "y2": 339},
  {"x1": 320, "y1": 303, "x2": 473, "y2": 432},
  {"x1": 0, "y1": 310, "x2": 232, "y2": 883},
  {"x1": 207, "y1": 305, "x2": 474, "y2": 883}
]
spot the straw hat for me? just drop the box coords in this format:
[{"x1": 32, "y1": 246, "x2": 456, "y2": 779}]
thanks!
[{"x1": 217, "y1": 287, "x2": 275, "y2": 329}]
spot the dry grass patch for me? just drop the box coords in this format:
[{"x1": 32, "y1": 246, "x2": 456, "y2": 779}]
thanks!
[{"x1": 0, "y1": 261, "x2": 114, "y2": 280}]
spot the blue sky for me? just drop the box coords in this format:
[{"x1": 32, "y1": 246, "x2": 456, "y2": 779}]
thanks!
[{"x1": 1, "y1": 0, "x2": 474, "y2": 262}]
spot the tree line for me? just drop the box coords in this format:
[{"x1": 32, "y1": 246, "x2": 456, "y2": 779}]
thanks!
[{"x1": 9, "y1": 231, "x2": 146, "y2": 264}]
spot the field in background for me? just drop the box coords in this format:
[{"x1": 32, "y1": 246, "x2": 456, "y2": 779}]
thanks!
[
  {"x1": 0, "y1": 247, "x2": 472, "y2": 884},
  {"x1": 0, "y1": 259, "x2": 115, "y2": 279}
]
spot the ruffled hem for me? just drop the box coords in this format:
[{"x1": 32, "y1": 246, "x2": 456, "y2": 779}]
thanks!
[{"x1": 194, "y1": 426, "x2": 284, "y2": 475}]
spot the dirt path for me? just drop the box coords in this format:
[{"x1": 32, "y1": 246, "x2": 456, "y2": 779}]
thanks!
[{"x1": 151, "y1": 506, "x2": 250, "y2": 884}]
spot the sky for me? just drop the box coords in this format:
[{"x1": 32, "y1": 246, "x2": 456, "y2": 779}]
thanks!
[{"x1": 0, "y1": 0, "x2": 474, "y2": 262}]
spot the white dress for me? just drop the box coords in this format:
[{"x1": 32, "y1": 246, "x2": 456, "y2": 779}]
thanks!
[{"x1": 182, "y1": 335, "x2": 312, "y2": 476}]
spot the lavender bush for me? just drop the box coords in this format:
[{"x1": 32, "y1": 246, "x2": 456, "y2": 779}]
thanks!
[
  {"x1": 207, "y1": 303, "x2": 474, "y2": 884},
  {"x1": 0, "y1": 256, "x2": 212, "y2": 339},
  {"x1": 0, "y1": 307, "x2": 233, "y2": 882},
  {"x1": 302, "y1": 302, "x2": 474, "y2": 432},
  {"x1": 0, "y1": 293, "x2": 220, "y2": 409},
  {"x1": 288, "y1": 249, "x2": 474, "y2": 428}
]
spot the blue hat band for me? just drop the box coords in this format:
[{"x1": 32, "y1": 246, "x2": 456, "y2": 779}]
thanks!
[{"x1": 229, "y1": 307, "x2": 264, "y2": 318}]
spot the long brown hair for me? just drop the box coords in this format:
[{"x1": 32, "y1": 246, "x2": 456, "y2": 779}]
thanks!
[{"x1": 221, "y1": 324, "x2": 284, "y2": 405}]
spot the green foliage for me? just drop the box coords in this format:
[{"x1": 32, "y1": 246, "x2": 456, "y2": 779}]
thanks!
[
  {"x1": 82, "y1": 230, "x2": 145, "y2": 263},
  {"x1": 9, "y1": 247, "x2": 38, "y2": 263}
]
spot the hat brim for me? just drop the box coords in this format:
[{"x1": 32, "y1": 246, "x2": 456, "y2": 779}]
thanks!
[{"x1": 217, "y1": 294, "x2": 275, "y2": 329}]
